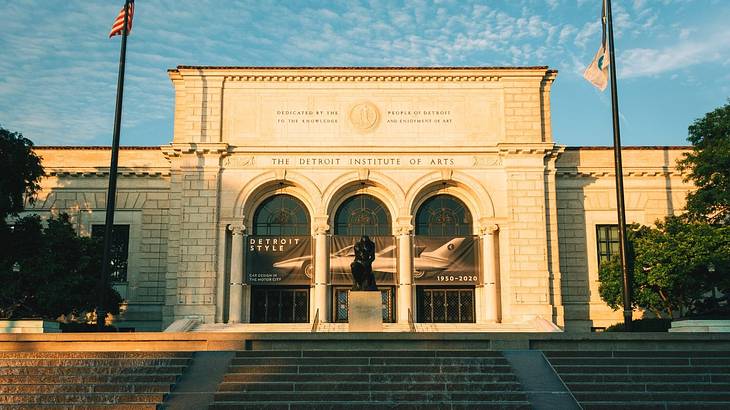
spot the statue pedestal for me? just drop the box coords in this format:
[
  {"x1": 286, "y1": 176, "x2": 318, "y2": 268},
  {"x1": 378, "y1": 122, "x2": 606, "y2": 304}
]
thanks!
[{"x1": 348, "y1": 291, "x2": 383, "y2": 332}]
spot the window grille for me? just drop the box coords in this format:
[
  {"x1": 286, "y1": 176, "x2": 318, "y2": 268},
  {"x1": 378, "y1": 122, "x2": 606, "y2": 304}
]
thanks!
[
  {"x1": 334, "y1": 194, "x2": 391, "y2": 236},
  {"x1": 596, "y1": 224, "x2": 620, "y2": 267},
  {"x1": 415, "y1": 194, "x2": 472, "y2": 236},
  {"x1": 91, "y1": 224, "x2": 130, "y2": 282},
  {"x1": 253, "y1": 194, "x2": 310, "y2": 235}
]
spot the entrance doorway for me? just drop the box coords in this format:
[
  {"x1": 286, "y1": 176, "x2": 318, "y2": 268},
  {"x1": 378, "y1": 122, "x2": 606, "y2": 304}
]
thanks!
[
  {"x1": 251, "y1": 286, "x2": 309, "y2": 323},
  {"x1": 416, "y1": 287, "x2": 475, "y2": 323},
  {"x1": 333, "y1": 287, "x2": 395, "y2": 323}
]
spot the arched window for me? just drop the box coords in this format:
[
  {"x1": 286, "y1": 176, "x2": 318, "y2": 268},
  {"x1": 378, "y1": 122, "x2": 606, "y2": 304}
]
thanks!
[
  {"x1": 252, "y1": 194, "x2": 310, "y2": 235},
  {"x1": 334, "y1": 194, "x2": 391, "y2": 236},
  {"x1": 415, "y1": 194, "x2": 472, "y2": 236}
]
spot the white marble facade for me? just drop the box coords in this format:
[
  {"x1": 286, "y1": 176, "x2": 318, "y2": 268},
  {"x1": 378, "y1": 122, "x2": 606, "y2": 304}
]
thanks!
[{"x1": 26, "y1": 67, "x2": 692, "y2": 332}]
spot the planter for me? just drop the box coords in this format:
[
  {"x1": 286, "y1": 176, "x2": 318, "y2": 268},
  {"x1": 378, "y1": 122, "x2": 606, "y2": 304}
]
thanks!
[
  {"x1": 0, "y1": 320, "x2": 61, "y2": 333},
  {"x1": 669, "y1": 320, "x2": 730, "y2": 333}
]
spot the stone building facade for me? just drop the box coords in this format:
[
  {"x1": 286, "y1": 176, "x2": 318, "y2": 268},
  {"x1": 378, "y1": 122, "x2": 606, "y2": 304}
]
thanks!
[{"x1": 26, "y1": 67, "x2": 692, "y2": 332}]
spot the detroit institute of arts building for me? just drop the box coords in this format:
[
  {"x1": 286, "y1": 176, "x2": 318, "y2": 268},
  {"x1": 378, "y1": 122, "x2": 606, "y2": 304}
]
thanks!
[{"x1": 29, "y1": 67, "x2": 691, "y2": 332}]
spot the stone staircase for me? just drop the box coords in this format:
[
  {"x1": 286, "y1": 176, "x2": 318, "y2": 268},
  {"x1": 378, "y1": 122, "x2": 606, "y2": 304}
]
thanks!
[
  {"x1": 209, "y1": 349, "x2": 531, "y2": 409},
  {"x1": 0, "y1": 351, "x2": 192, "y2": 409},
  {"x1": 544, "y1": 350, "x2": 730, "y2": 409},
  {"x1": 195, "y1": 320, "x2": 554, "y2": 333}
]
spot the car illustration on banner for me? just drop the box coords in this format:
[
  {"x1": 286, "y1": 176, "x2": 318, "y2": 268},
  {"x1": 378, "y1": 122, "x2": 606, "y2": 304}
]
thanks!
[{"x1": 273, "y1": 237, "x2": 468, "y2": 274}]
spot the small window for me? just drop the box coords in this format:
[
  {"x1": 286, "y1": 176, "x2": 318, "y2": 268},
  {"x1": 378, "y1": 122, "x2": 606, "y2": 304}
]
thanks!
[
  {"x1": 415, "y1": 194, "x2": 472, "y2": 236},
  {"x1": 91, "y1": 224, "x2": 130, "y2": 282},
  {"x1": 253, "y1": 194, "x2": 310, "y2": 235},
  {"x1": 334, "y1": 194, "x2": 391, "y2": 236},
  {"x1": 596, "y1": 224, "x2": 619, "y2": 268}
]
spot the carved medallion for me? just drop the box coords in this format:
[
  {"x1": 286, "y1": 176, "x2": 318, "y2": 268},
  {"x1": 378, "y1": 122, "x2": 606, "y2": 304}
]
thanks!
[{"x1": 349, "y1": 102, "x2": 380, "y2": 132}]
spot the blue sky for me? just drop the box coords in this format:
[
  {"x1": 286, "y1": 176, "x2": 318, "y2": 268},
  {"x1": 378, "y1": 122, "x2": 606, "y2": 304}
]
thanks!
[{"x1": 1, "y1": 0, "x2": 728, "y2": 147}]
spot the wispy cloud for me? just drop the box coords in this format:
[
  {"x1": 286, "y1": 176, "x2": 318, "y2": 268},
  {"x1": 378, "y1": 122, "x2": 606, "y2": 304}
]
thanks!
[
  {"x1": 620, "y1": 25, "x2": 730, "y2": 78},
  {"x1": 0, "y1": 0, "x2": 728, "y2": 147}
]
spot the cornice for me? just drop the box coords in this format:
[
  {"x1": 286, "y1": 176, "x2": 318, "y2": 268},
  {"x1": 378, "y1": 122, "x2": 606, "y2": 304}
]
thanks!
[
  {"x1": 45, "y1": 168, "x2": 170, "y2": 178},
  {"x1": 556, "y1": 168, "x2": 686, "y2": 178},
  {"x1": 497, "y1": 142, "x2": 557, "y2": 155},
  {"x1": 161, "y1": 143, "x2": 230, "y2": 158},
  {"x1": 221, "y1": 74, "x2": 503, "y2": 83}
]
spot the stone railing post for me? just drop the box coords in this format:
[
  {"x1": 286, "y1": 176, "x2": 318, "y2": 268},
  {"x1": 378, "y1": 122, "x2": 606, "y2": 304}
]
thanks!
[
  {"x1": 480, "y1": 224, "x2": 501, "y2": 323},
  {"x1": 313, "y1": 222, "x2": 330, "y2": 323},
  {"x1": 396, "y1": 224, "x2": 414, "y2": 324},
  {"x1": 227, "y1": 223, "x2": 245, "y2": 323}
]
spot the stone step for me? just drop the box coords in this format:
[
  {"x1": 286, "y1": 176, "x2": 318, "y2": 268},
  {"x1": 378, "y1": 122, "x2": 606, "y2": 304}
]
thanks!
[
  {"x1": 232, "y1": 349, "x2": 504, "y2": 358},
  {"x1": 0, "y1": 405, "x2": 159, "y2": 410},
  {"x1": 0, "y1": 383, "x2": 173, "y2": 394},
  {"x1": 222, "y1": 372, "x2": 519, "y2": 383},
  {"x1": 552, "y1": 365, "x2": 730, "y2": 374},
  {"x1": 218, "y1": 381, "x2": 522, "y2": 392},
  {"x1": 0, "y1": 393, "x2": 165, "y2": 405},
  {"x1": 560, "y1": 373, "x2": 730, "y2": 383},
  {"x1": 213, "y1": 391, "x2": 529, "y2": 402},
  {"x1": 0, "y1": 366, "x2": 188, "y2": 376},
  {"x1": 543, "y1": 351, "x2": 730, "y2": 358},
  {"x1": 572, "y1": 392, "x2": 730, "y2": 402},
  {"x1": 0, "y1": 358, "x2": 191, "y2": 367},
  {"x1": 225, "y1": 364, "x2": 515, "y2": 374},
  {"x1": 548, "y1": 357, "x2": 730, "y2": 366},
  {"x1": 580, "y1": 402, "x2": 730, "y2": 410},
  {"x1": 0, "y1": 352, "x2": 192, "y2": 359},
  {"x1": 210, "y1": 401, "x2": 531, "y2": 410},
  {"x1": 300, "y1": 350, "x2": 504, "y2": 358},
  {"x1": 567, "y1": 382, "x2": 730, "y2": 392},
  {"x1": 0, "y1": 374, "x2": 179, "y2": 385},
  {"x1": 230, "y1": 357, "x2": 507, "y2": 366},
  {"x1": 209, "y1": 401, "x2": 531, "y2": 410}
]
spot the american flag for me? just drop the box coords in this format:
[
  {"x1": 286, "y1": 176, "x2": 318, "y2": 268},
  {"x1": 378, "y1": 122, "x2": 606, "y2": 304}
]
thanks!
[{"x1": 108, "y1": 1, "x2": 134, "y2": 38}]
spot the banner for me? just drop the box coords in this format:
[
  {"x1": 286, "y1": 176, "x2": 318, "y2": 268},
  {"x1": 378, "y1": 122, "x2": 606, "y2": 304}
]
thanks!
[
  {"x1": 245, "y1": 236, "x2": 312, "y2": 285},
  {"x1": 413, "y1": 236, "x2": 479, "y2": 285},
  {"x1": 330, "y1": 236, "x2": 396, "y2": 285}
]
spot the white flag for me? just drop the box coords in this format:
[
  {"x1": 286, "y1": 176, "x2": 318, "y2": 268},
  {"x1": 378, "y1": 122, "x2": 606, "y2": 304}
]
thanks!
[
  {"x1": 584, "y1": 44, "x2": 610, "y2": 91},
  {"x1": 583, "y1": 0, "x2": 610, "y2": 91}
]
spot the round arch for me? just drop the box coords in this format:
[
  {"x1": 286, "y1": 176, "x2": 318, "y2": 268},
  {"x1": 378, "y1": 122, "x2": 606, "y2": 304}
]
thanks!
[
  {"x1": 323, "y1": 170, "x2": 404, "y2": 234},
  {"x1": 252, "y1": 194, "x2": 311, "y2": 235},
  {"x1": 405, "y1": 171, "x2": 495, "y2": 230},
  {"x1": 414, "y1": 194, "x2": 473, "y2": 236},
  {"x1": 232, "y1": 170, "x2": 320, "y2": 231},
  {"x1": 333, "y1": 193, "x2": 392, "y2": 236}
]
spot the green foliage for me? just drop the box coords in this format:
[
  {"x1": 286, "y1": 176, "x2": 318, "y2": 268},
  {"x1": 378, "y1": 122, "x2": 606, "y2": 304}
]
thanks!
[
  {"x1": 604, "y1": 318, "x2": 671, "y2": 332},
  {"x1": 677, "y1": 100, "x2": 730, "y2": 224},
  {"x1": 599, "y1": 217, "x2": 730, "y2": 318},
  {"x1": 0, "y1": 214, "x2": 121, "y2": 320},
  {"x1": 0, "y1": 126, "x2": 44, "y2": 221}
]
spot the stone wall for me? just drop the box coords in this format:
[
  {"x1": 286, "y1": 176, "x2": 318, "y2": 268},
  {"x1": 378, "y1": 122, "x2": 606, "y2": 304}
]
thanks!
[
  {"x1": 556, "y1": 147, "x2": 692, "y2": 332},
  {"x1": 26, "y1": 147, "x2": 171, "y2": 330}
]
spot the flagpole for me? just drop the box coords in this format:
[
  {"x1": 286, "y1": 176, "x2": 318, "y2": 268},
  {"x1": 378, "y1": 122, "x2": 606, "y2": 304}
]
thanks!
[
  {"x1": 97, "y1": 0, "x2": 131, "y2": 330},
  {"x1": 605, "y1": 0, "x2": 632, "y2": 331}
]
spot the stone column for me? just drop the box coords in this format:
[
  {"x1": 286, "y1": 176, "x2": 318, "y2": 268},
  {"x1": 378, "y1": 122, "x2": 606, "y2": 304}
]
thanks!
[
  {"x1": 313, "y1": 223, "x2": 330, "y2": 323},
  {"x1": 227, "y1": 223, "x2": 245, "y2": 323},
  {"x1": 396, "y1": 224, "x2": 414, "y2": 324},
  {"x1": 481, "y1": 224, "x2": 501, "y2": 323}
]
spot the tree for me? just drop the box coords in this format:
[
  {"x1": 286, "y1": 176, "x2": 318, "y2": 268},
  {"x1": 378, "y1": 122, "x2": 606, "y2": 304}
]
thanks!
[
  {"x1": 677, "y1": 100, "x2": 730, "y2": 224},
  {"x1": 599, "y1": 217, "x2": 730, "y2": 318},
  {"x1": 0, "y1": 214, "x2": 122, "y2": 320},
  {"x1": 0, "y1": 126, "x2": 44, "y2": 221}
]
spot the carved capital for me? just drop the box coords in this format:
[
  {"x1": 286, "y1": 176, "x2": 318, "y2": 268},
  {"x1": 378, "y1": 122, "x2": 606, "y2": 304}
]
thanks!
[
  {"x1": 313, "y1": 223, "x2": 330, "y2": 235},
  {"x1": 479, "y1": 224, "x2": 499, "y2": 236},
  {"x1": 228, "y1": 223, "x2": 246, "y2": 235},
  {"x1": 395, "y1": 224, "x2": 414, "y2": 236}
]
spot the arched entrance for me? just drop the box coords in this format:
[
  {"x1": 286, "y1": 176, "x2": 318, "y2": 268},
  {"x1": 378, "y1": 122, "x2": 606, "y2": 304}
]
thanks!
[
  {"x1": 331, "y1": 194, "x2": 395, "y2": 323},
  {"x1": 250, "y1": 194, "x2": 311, "y2": 323},
  {"x1": 414, "y1": 194, "x2": 476, "y2": 323}
]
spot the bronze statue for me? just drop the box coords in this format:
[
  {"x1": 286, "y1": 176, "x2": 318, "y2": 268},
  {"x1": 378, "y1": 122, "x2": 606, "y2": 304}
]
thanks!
[{"x1": 350, "y1": 235, "x2": 377, "y2": 291}]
